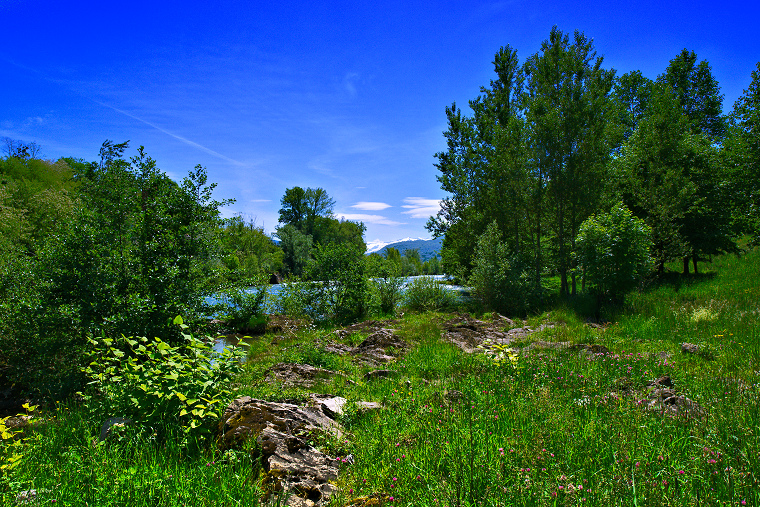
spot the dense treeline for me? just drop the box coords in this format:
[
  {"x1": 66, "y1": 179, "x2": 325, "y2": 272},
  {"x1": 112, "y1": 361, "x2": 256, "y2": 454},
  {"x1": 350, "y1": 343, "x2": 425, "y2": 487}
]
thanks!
[{"x1": 428, "y1": 26, "x2": 759, "y2": 313}]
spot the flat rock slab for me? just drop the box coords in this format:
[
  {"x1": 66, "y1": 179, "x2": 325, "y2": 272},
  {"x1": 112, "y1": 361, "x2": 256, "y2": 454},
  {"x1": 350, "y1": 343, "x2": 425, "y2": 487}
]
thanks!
[
  {"x1": 266, "y1": 363, "x2": 345, "y2": 388},
  {"x1": 443, "y1": 314, "x2": 557, "y2": 353}
]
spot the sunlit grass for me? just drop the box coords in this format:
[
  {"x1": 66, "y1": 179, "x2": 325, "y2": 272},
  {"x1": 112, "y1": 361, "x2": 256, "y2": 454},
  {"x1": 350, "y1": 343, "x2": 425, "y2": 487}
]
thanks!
[{"x1": 3, "y1": 248, "x2": 758, "y2": 506}]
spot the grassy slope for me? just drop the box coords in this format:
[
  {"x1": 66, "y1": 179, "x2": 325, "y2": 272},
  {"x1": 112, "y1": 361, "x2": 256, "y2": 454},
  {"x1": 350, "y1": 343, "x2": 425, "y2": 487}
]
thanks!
[{"x1": 2, "y1": 249, "x2": 758, "y2": 506}]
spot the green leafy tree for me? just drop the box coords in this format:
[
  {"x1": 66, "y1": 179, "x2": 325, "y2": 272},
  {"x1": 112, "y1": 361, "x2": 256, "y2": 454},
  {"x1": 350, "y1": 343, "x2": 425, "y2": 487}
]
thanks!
[
  {"x1": 468, "y1": 221, "x2": 533, "y2": 316},
  {"x1": 576, "y1": 203, "x2": 653, "y2": 304},
  {"x1": 276, "y1": 223, "x2": 313, "y2": 277},
  {"x1": 427, "y1": 46, "x2": 529, "y2": 281},
  {"x1": 615, "y1": 84, "x2": 735, "y2": 275},
  {"x1": 657, "y1": 49, "x2": 726, "y2": 141},
  {"x1": 523, "y1": 26, "x2": 617, "y2": 295},
  {"x1": 52, "y1": 142, "x2": 231, "y2": 339},
  {"x1": 614, "y1": 88, "x2": 699, "y2": 274},
  {"x1": 612, "y1": 70, "x2": 655, "y2": 145},
  {"x1": 725, "y1": 62, "x2": 760, "y2": 243},
  {"x1": 278, "y1": 186, "x2": 336, "y2": 238}
]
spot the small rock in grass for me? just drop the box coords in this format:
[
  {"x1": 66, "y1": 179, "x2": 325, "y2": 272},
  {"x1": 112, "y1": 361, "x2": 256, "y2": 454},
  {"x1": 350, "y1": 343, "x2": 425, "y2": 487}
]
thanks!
[
  {"x1": 363, "y1": 369, "x2": 398, "y2": 381},
  {"x1": 681, "y1": 342, "x2": 700, "y2": 355},
  {"x1": 99, "y1": 417, "x2": 132, "y2": 441}
]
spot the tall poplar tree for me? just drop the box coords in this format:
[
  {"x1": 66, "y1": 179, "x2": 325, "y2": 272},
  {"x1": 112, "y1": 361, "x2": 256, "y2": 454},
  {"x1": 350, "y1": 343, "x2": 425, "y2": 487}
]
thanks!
[{"x1": 523, "y1": 27, "x2": 616, "y2": 295}]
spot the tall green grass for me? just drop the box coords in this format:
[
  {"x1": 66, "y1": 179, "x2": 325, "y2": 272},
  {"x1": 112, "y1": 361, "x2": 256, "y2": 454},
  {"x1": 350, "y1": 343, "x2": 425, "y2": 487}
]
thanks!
[{"x1": 3, "y1": 249, "x2": 758, "y2": 506}]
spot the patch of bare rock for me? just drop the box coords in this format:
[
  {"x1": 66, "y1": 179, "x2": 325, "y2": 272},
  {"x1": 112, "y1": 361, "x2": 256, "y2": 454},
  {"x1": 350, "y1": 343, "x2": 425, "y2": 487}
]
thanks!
[
  {"x1": 218, "y1": 396, "x2": 355, "y2": 506},
  {"x1": 349, "y1": 329, "x2": 409, "y2": 366},
  {"x1": 218, "y1": 395, "x2": 381, "y2": 506},
  {"x1": 442, "y1": 313, "x2": 558, "y2": 353},
  {"x1": 265, "y1": 363, "x2": 352, "y2": 389},
  {"x1": 639, "y1": 375, "x2": 704, "y2": 418}
]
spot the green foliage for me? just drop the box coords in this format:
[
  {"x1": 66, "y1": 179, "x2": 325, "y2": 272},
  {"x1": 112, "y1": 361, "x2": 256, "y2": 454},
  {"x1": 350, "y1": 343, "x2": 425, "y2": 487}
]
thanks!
[
  {"x1": 372, "y1": 276, "x2": 405, "y2": 316},
  {"x1": 220, "y1": 215, "x2": 283, "y2": 281},
  {"x1": 220, "y1": 282, "x2": 269, "y2": 334},
  {"x1": 0, "y1": 403, "x2": 37, "y2": 474},
  {"x1": 402, "y1": 276, "x2": 458, "y2": 312},
  {"x1": 43, "y1": 142, "x2": 234, "y2": 341},
  {"x1": 576, "y1": 203, "x2": 653, "y2": 299},
  {"x1": 282, "y1": 342, "x2": 343, "y2": 371},
  {"x1": 306, "y1": 242, "x2": 368, "y2": 324},
  {"x1": 657, "y1": 49, "x2": 726, "y2": 141},
  {"x1": 276, "y1": 223, "x2": 313, "y2": 277},
  {"x1": 79, "y1": 317, "x2": 244, "y2": 444},
  {"x1": 725, "y1": 62, "x2": 760, "y2": 244},
  {"x1": 614, "y1": 86, "x2": 734, "y2": 273},
  {"x1": 468, "y1": 221, "x2": 535, "y2": 315},
  {"x1": 429, "y1": 28, "x2": 617, "y2": 295}
]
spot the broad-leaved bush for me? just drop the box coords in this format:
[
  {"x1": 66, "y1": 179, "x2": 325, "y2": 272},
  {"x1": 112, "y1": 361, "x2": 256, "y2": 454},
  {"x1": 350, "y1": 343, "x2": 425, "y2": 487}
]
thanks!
[{"x1": 79, "y1": 317, "x2": 244, "y2": 445}]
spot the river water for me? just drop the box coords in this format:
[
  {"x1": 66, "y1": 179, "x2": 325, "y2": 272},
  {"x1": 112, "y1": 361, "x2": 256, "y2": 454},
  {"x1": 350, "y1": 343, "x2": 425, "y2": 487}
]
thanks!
[{"x1": 211, "y1": 275, "x2": 467, "y2": 355}]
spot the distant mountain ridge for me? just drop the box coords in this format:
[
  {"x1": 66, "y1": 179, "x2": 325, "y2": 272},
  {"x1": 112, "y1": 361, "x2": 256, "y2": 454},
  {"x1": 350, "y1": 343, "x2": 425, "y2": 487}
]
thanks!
[{"x1": 366, "y1": 237, "x2": 443, "y2": 262}]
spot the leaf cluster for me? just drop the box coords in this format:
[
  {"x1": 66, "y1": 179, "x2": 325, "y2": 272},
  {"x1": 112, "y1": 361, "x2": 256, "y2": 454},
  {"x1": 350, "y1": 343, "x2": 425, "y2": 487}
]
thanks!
[{"x1": 79, "y1": 317, "x2": 245, "y2": 445}]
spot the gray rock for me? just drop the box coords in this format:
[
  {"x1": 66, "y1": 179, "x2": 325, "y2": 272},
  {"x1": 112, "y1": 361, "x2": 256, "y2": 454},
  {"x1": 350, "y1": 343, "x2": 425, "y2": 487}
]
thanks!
[
  {"x1": 15, "y1": 489, "x2": 38, "y2": 505},
  {"x1": 350, "y1": 329, "x2": 409, "y2": 365},
  {"x1": 681, "y1": 342, "x2": 700, "y2": 355},
  {"x1": 258, "y1": 427, "x2": 338, "y2": 505},
  {"x1": 218, "y1": 397, "x2": 345, "y2": 506},
  {"x1": 318, "y1": 396, "x2": 347, "y2": 418},
  {"x1": 363, "y1": 369, "x2": 398, "y2": 381},
  {"x1": 99, "y1": 417, "x2": 132, "y2": 441}
]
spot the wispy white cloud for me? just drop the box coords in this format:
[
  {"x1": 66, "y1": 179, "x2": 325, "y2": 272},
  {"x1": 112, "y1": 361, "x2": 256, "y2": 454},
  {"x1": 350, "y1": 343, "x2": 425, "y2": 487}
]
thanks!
[
  {"x1": 335, "y1": 212, "x2": 405, "y2": 226},
  {"x1": 401, "y1": 197, "x2": 441, "y2": 219},
  {"x1": 351, "y1": 201, "x2": 392, "y2": 211},
  {"x1": 250, "y1": 199, "x2": 272, "y2": 203},
  {"x1": 93, "y1": 100, "x2": 245, "y2": 166},
  {"x1": 343, "y1": 72, "x2": 360, "y2": 97}
]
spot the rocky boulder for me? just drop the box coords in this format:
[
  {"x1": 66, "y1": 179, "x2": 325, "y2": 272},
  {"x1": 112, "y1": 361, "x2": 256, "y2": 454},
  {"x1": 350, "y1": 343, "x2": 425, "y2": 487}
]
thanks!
[
  {"x1": 218, "y1": 397, "x2": 345, "y2": 506},
  {"x1": 350, "y1": 329, "x2": 409, "y2": 365}
]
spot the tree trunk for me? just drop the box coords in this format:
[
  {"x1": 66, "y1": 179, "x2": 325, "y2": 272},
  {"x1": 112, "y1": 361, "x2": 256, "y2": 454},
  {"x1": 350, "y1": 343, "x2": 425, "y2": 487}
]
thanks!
[
  {"x1": 682, "y1": 256, "x2": 690, "y2": 275},
  {"x1": 692, "y1": 255, "x2": 699, "y2": 274}
]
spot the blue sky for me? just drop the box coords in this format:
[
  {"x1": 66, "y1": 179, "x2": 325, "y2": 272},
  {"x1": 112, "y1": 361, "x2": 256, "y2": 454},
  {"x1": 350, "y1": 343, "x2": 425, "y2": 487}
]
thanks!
[{"x1": 2, "y1": 0, "x2": 758, "y2": 247}]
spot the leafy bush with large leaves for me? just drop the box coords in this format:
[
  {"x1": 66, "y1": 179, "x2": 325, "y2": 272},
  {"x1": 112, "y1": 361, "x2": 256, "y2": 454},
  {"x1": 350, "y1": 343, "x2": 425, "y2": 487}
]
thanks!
[{"x1": 79, "y1": 317, "x2": 244, "y2": 445}]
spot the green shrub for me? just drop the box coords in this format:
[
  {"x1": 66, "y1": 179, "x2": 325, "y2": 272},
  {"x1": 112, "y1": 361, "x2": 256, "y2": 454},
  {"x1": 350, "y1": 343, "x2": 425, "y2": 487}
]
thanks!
[
  {"x1": 220, "y1": 281, "x2": 269, "y2": 334},
  {"x1": 79, "y1": 316, "x2": 245, "y2": 445},
  {"x1": 468, "y1": 221, "x2": 535, "y2": 315},
  {"x1": 576, "y1": 203, "x2": 653, "y2": 301},
  {"x1": 306, "y1": 242, "x2": 368, "y2": 324},
  {"x1": 402, "y1": 276, "x2": 458, "y2": 312},
  {"x1": 371, "y1": 276, "x2": 405, "y2": 315}
]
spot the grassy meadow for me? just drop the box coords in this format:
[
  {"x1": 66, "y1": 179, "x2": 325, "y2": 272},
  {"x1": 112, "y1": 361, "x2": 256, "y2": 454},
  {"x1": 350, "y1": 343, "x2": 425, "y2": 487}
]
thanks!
[{"x1": 2, "y1": 248, "x2": 758, "y2": 506}]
